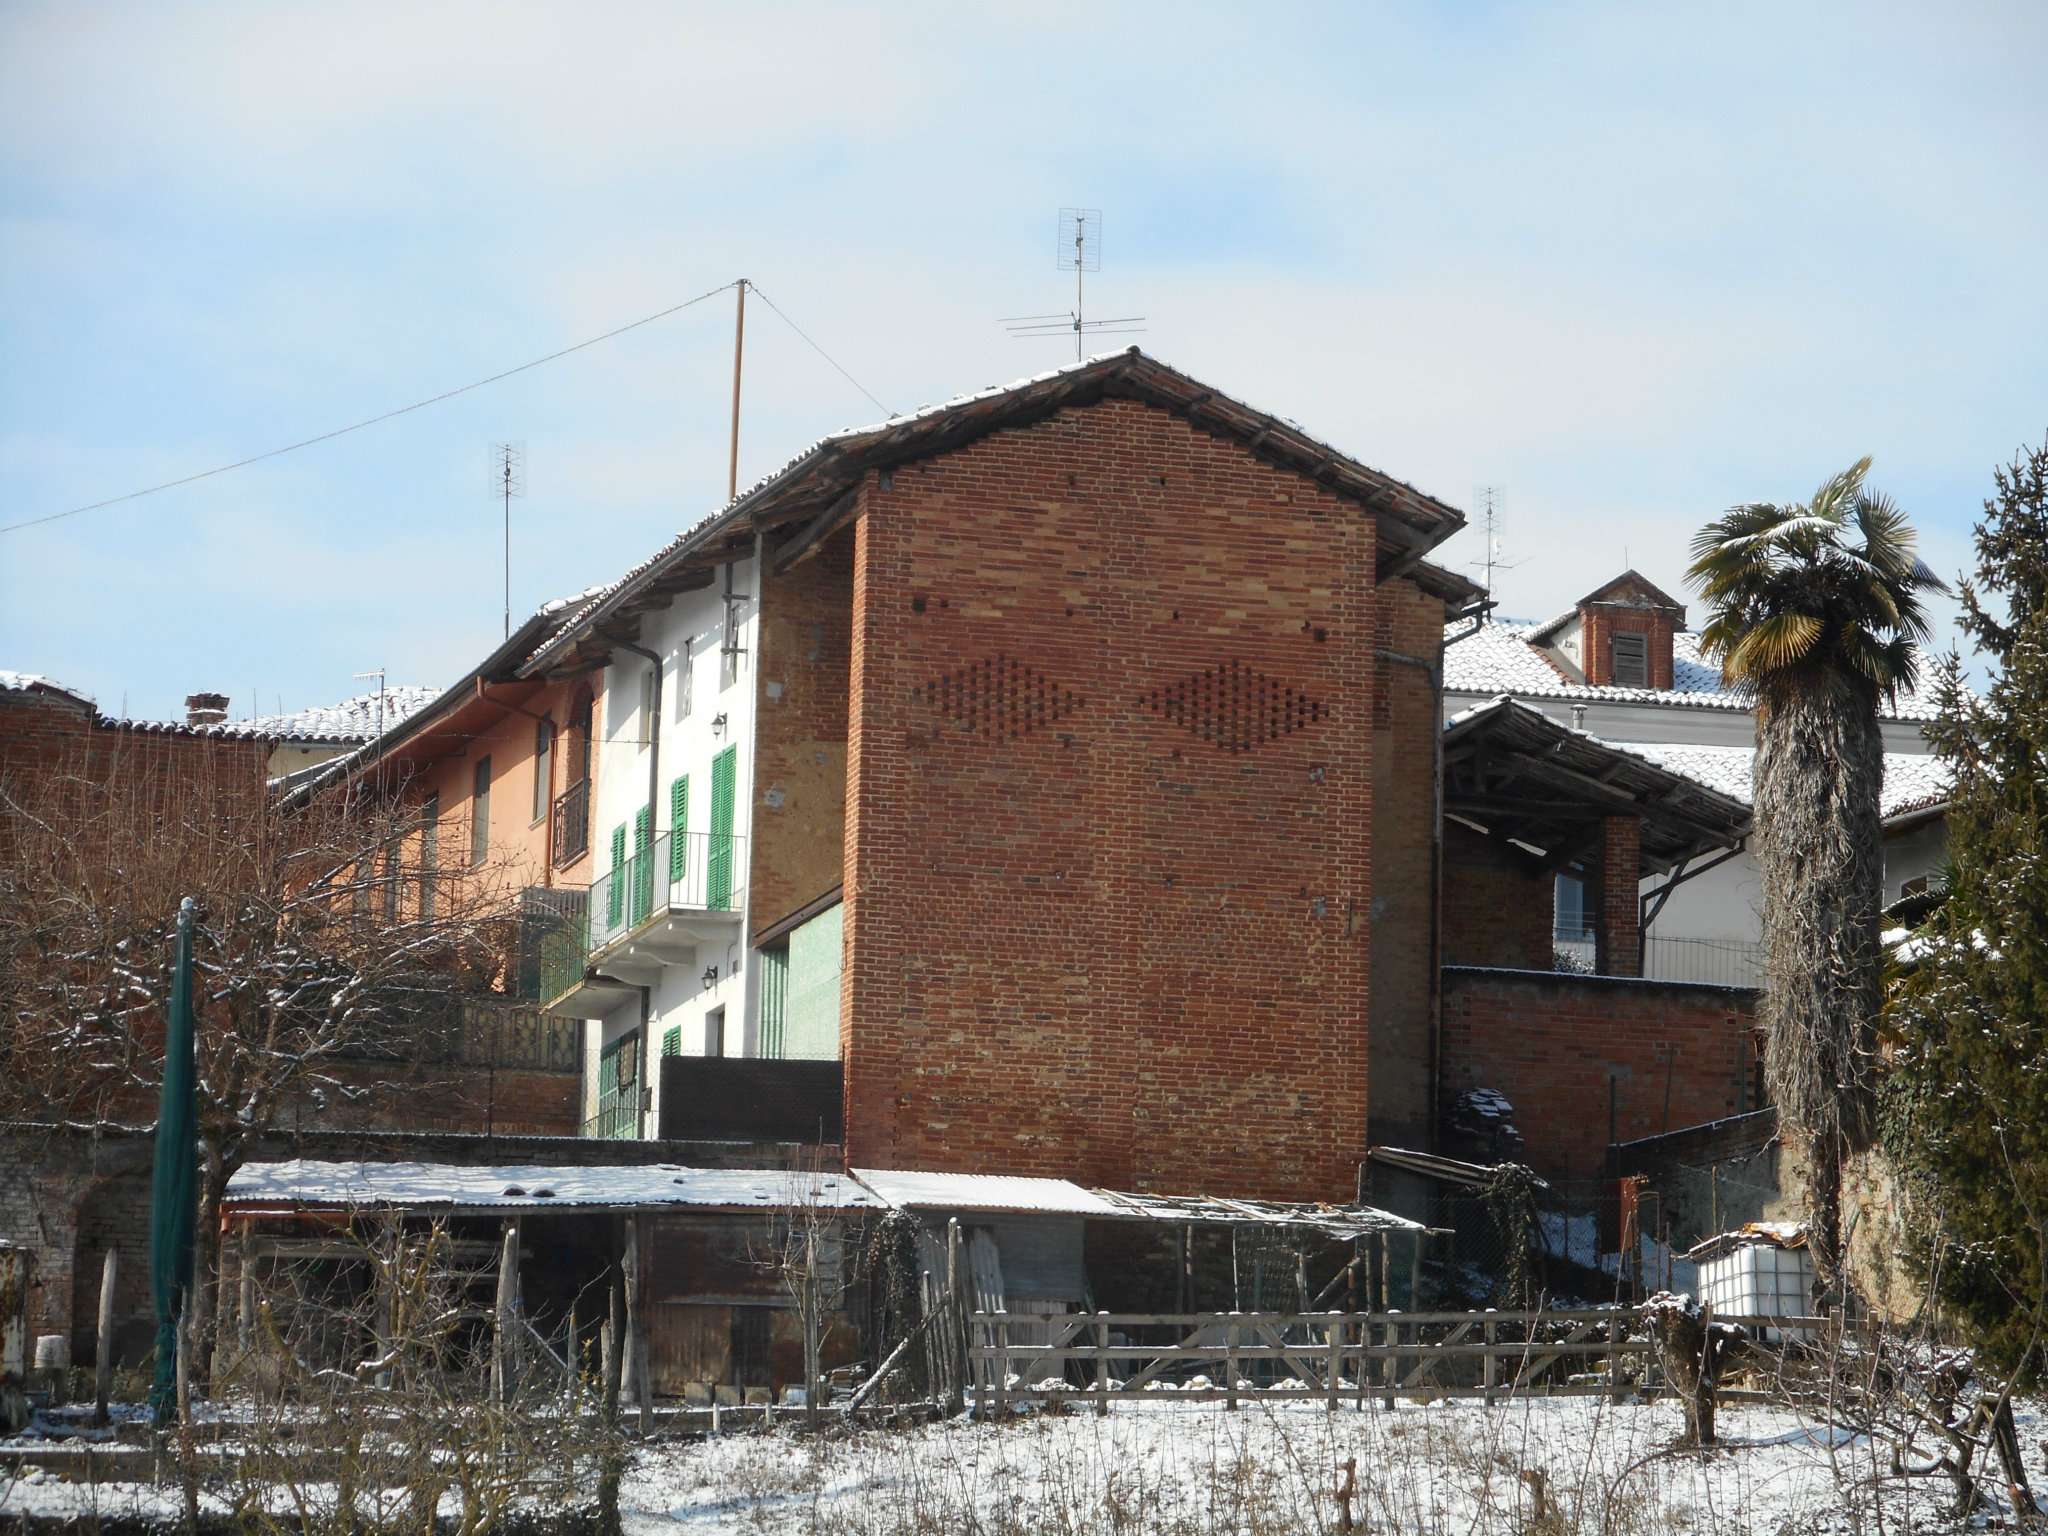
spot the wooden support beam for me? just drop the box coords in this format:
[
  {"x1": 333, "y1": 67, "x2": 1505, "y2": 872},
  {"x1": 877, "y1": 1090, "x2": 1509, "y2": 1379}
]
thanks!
[
  {"x1": 774, "y1": 488, "x2": 861, "y2": 574},
  {"x1": 622, "y1": 1215, "x2": 650, "y2": 1433}
]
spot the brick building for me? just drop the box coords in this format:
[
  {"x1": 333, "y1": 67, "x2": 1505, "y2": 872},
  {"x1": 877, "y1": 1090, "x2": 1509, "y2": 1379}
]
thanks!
[{"x1": 524, "y1": 350, "x2": 1768, "y2": 1208}]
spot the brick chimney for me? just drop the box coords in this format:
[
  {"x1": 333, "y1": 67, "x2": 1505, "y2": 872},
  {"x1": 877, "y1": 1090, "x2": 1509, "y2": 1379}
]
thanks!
[{"x1": 184, "y1": 691, "x2": 231, "y2": 726}]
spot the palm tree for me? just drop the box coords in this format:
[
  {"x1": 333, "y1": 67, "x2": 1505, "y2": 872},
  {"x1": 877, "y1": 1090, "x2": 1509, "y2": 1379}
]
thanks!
[{"x1": 1687, "y1": 457, "x2": 1946, "y2": 1301}]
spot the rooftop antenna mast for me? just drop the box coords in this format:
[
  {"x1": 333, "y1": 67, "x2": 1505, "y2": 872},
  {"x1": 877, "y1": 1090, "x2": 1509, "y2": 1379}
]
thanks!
[
  {"x1": 352, "y1": 668, "x2": 389, "y2": 742},
  {"x1": 1466, "y1": 485, "x2": 1526, "y2": 603},
  {"x1": 491, "y1": 442, "x2": 525, "y2": 637},
  {"x1": 1000, "y1": 208, "x2": 1145, "y2": 359}
]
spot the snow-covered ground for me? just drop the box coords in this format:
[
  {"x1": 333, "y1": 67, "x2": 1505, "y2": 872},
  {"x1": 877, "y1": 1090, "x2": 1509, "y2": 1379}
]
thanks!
[
  {"x1": 619, "y1": 1396, "x2": 2044, "y2": 1535},
  {"x1": 7, "y1": 1396, "x2": 2040, "y2": 1531}
]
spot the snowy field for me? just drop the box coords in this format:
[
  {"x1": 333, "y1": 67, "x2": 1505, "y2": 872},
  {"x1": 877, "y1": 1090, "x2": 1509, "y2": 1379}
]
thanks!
[
  {"x1": 621, "y1": 1397, "x2": 2044, "y2": 1535},
  {"x1": 6, "y1": 1396, "x2": 2042, "y2": 1531}
]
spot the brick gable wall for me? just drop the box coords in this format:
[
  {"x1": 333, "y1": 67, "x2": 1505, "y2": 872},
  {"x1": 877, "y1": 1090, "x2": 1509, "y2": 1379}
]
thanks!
[{"x1": 840, "y1": 397, "x2": 1380, "y2": 1201}]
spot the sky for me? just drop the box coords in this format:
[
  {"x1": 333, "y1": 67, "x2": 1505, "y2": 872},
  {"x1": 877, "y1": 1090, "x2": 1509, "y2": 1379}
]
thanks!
[{"x1": 3, "y1": 2, "x2": 2043, "y2": 721}]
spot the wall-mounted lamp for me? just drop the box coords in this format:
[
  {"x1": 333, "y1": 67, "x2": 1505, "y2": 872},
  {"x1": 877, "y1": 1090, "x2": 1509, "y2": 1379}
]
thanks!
[
  {"x1": 711, "y1": 712, "x2": 729, "y2": 738},
  {"x1": 701, "y1": 964, "x2": 719, "y2": 989}
]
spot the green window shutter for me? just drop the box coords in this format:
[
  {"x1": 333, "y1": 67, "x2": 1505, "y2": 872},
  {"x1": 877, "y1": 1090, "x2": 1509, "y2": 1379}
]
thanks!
[
  {"x1": 661, "y1": 1025, "x2": 681, "y2": 1058},
  {"x1": 668, "y1": 775, "x2": 689, "y2": 885},
  {"x1": 708, "y1": 746, "x2": 737, "y2": 910},
  {"x1": 631, "y1": 805, "x2": 654, "y2": 925},
  {"x1": 605, "y1": 824, "x2": 627, "y2": 927}
]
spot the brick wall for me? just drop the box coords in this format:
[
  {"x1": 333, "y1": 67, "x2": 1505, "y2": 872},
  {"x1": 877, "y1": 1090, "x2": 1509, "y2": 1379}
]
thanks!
[
  {"x1": 749, "y1": 522, "x2": 855, "y2": 937},
  {"x1": 1441, "y1": 822, "x2": 1555, "y2": 970},
  {"x1": 1440, "y1": 967, "x2": 1759, "y2": 1184},
  {"x1": 1595, "y1": 814, "x2": 1642, "y2": 976},
  {"x1": 1368, "y1": 576, "x2": 1447, "y2": 1150},
  {"x1": 841, "y1": 396, "x2": 1380, "y2": 1202}
]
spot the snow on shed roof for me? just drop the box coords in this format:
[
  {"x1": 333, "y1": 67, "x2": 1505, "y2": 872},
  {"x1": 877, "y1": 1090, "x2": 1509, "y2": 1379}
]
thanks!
[
  {"x1": 223, "y1": 1160, "x2": 884, "y2": 1214},
  {"x1": 0, "y1": 669, "x2": 96, "y2": 708},
  {"x1": 853, "y1": 1168, "x2": 1128, "y2": 1218},
  {"x1": 1443, "y1": 620, "x2": 1944, "y2": 722},
  {"x1": 121, "y1": 686, "x2": 442, "y2": 743}
]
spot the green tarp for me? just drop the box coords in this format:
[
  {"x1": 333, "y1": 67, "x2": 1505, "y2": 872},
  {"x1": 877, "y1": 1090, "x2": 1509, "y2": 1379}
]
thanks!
[{"x1": 149, "y1": 898, "x2": 198, "y2": 1425}]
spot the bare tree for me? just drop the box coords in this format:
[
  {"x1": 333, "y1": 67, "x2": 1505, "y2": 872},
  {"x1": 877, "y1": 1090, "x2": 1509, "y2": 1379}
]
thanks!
[{"x1": 0, "y1": 739, "x2": 517, "y2": 1374}]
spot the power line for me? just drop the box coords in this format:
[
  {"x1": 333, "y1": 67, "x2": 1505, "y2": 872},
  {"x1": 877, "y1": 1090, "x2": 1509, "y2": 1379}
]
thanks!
[
  {"x1": 745, "y1": 281, "x2": 893, "y2": 417},
  {"x1": 0, "y1": 279, "x2": 742, "y2": 538}
]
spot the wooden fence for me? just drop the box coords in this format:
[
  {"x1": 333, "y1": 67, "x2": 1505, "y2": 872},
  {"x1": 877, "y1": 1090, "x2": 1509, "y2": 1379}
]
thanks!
[{"x1": 968, "y1": 1307, "x2": 1848, "y2": 1415}]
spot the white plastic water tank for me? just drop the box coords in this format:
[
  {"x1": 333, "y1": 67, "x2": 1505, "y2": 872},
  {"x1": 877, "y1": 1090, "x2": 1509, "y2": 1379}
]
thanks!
[
  {"x1": 33, "y1": 1333, "x2": 70, "y2": 1370},
  {"x1": 1695, "y1": 1241, "x2": 1814, "y2": 1342}
]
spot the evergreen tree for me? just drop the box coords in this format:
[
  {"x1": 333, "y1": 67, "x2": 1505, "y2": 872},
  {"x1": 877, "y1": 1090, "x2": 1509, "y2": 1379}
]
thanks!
[{"x1": 1881, "y1": 436, "x2": 2048, "y2": 1385}]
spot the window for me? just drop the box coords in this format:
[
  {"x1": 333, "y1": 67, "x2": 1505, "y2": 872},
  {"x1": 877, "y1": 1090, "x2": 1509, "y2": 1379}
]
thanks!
[
  {"x1": 720, "y1": 587, "x2": 743, "y2": 691},
  {"x1": 639, "y1": 663, "x2": 657, "y2": 744},
  {"x1": 706, "y1": 1006, "x2": 726, "y2": 1058},
  {"x1": 470, "y1": 756, "x2": 492, "y2": 865},
  {"x1": 532, "y1": 717, "x2": 554, "y2": 822},
  {"x1": 1611, "y1": 632, "x2": 1649, "y2": 688},
  {"x1": 1554, "y1": 873, "x2": 1588, "y2": 940},
  {"x1": 676, "y1": 639, "x2": 693, "y2": 720},
  {"x1": 570, "y1": 687, "x2": 593, "y2": 784},
  {"x1": 381, "y1": 847, "x2": 400, "y2": 923},
  {"x1": 662, "y1": 1025, "x2": 682, "y2": 1058},
  {"x1": 420, "y1": 793, "x2": 439, "y2": 919}
]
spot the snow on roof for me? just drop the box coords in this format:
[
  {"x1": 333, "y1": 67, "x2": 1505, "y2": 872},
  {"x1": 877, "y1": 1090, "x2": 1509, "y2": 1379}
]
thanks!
[
  {"x1": 0, "y1": 669, "x2": 96, "y2": 707},
  {"x1": 1443, "y1": 620, "x2": 1944, "y2": 723},
  {"x1": 853, "y1": 1168, "x2": 1128, "y2": 1218},
  {"x1": 1610, "y1": 741, "x2": 1951, "y2": 822},
  {"x1": 224, "y1": 1160, "x2": 884, "y2": 1214},
  {"x1": 122, "y1": 686, "x2": 442, "y2": 744}
]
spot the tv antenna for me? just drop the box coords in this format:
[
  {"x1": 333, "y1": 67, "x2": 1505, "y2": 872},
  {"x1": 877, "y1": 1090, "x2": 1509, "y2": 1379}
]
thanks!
[
  {"x1": 1000, "y1": 208, "x2": 1145, "y2": 360},
  {"x1": 491, "y1": 442, "x2": 525, "y2": 637},
  {"x1": 1466, "y1": 485, "x2": 1526, "y2": 602},
  {"x1": 352, "y1": 668, "x2": 390, "y2": 742}
]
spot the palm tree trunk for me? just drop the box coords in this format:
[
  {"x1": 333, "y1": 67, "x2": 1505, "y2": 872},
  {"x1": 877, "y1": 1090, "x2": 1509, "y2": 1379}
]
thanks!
[{"x1": 1753, "y1": 670, "x2": 1885, "y2": 1302}]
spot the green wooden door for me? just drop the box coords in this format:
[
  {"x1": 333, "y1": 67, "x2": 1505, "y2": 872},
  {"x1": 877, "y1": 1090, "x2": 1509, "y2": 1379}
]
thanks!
[
  {"x1": 630, "y1": 805, "x2": 654, "y2": 925},
  {"x1": 707, "y1": 746, "x2": 737, "y2": 910}
]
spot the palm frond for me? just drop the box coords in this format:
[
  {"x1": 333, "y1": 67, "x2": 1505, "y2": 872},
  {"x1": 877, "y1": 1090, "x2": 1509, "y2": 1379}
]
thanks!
[{"x1": 1725, "y1": 610, "x2": 1823, "y2": 681}]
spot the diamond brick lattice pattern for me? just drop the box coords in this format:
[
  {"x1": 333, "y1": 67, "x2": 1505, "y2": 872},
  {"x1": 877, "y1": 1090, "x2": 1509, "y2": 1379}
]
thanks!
[
  {"x1": 920, "y1": 654, "x2": 1081, "y2": 740},
  {"x1": 1139, "y1": 659, "x2": 1325, "y2": 753}
]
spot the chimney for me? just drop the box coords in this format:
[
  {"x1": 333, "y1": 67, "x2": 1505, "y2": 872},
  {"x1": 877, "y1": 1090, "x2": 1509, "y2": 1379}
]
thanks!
[{"x1": 185, "y1": 691, "x2": 231, "y2": 727}]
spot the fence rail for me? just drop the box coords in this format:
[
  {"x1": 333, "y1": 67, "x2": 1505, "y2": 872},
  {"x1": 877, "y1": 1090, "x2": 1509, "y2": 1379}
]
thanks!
[{"x1": 966, "y1": 1306, "x2": 1851, "y2": 1415}]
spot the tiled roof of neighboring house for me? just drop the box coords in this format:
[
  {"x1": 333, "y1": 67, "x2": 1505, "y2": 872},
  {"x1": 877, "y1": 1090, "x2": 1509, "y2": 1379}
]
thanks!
[
  {"x1": 524, "y1": 348, "x2": 1473, "y2": 678},
  {"x1": 1443, "y1": 620, "x2": 1944, "y2": 722},
  {"x1": 120, "y1": 685, "x2": 441, "y2": 743},
  {"x1": 0, "y1": 670, "x2": 96, "y2": 709},
  {"x1": 1612, "y1": 740, "x2": 1952, "y2": 823}
]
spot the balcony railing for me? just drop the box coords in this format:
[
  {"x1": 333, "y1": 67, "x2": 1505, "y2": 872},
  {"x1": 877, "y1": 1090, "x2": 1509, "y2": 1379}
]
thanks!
[
  {"x1": 551, "y1": 778, "x2": 591, "y2": 868},
  {"x1": 334, "y1": 994, "x2": 580, "y2": 1074},
  {"x1": 587, "y1": 829, "x2": 746, "y2": 953},
  {"x1": 522, "y1": 886, "x2": 592, "y2": 1004},
  {"x1": 1552, "y1": 926, "x2": 1763, "y2": 988}
]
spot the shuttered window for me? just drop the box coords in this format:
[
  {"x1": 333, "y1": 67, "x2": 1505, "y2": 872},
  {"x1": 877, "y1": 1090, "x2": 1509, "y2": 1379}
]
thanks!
[
  {"x1": 669, "y1": 775, "x2": 690, "y2": 884},
  {"x1": 708, "y1": 746, "x2": 737, "y2": 910},
  {"x1": 631, "y1": 805, "x2": 654, "y2": 925},
  {"x1": 532, "y1": 718, "x2": 554, "y2": 822},
  {"x1": 1611, "y1": 632, "x2": 1649, "y2": 688},
  {"x1": 606, "y1": 823, "x2": 627, "y2": 927},
  {"x1": 470, "y1": 756, "x2": 492, "y2": 865}
]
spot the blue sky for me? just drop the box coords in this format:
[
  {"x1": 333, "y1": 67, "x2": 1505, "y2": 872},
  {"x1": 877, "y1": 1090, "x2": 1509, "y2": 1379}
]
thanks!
[{"x1": 4, "y1": 2, "x2": 2043, "y2": 719}]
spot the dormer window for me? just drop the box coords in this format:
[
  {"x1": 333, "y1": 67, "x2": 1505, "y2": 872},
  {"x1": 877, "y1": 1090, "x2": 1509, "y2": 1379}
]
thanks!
[{"x1": 1611, "y1": 632, "x2": 1650, "y2": 688}]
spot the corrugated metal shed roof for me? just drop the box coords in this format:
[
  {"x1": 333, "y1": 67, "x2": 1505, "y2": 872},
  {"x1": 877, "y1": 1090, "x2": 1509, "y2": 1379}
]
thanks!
[
  {"x1": 853, "y1": 1168, "x2": 1128, "y2": 1218},
  {"x1": 223, "y1": 1160, "x2": 883, "y2": 1214}
]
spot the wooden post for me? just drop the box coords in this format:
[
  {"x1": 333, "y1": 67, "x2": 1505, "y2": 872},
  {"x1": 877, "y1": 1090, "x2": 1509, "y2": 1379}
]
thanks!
[
  {"x1": 493, "y1": 1220, "x2": 517, "y2": 1406},
  {"x1": 93, "y1": 1247, "x2": 118, "y2": 1427},
  {"x1": 623, "y1": 1216, "x2": 650, "y2": 1433},
  {"x1": 1377, "y1": 1233, "x2": 1393, "y2": 1410},
  {"x1": 1608, "y1": 1310, "x2": 1627, "y2": 1404},
  {"x1": 946, "y1": 1218, "x2": 969, "y2": 1416},
  {"x1": 236, "y1": 1227, "x2": 254, "y2": 1350},
  {"x1": 1482, "y1": 1313, "x2": 1498, "y2": 1406},
  {"x1": 1094, "y1": 1311, "x2": 1109, "y2": 1415},
  {"x1": 1407, "y1": 1231, "x2": 1423, "y2": 1312},
  {"x1": 1325, "y1": 1317, "x2": 1343, "y2": 1413},
  {"x1": 1225, "y1": 1317, "x2": 1238, "y2": 1412},
  {"x1": 1178, "y1": 1226, "x2": 1192, "y2": 1313}
]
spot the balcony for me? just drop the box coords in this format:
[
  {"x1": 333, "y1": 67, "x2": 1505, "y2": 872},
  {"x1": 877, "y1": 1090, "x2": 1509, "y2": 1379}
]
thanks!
[
  {"x1": 551, "y1": 778, "x2": 591, "y2": 868},
  {"x1": 539, "y1": 830, "x2": 747, "y2": 1015},
  {"x1": 1552, "y1": 925, "x2": 1762, "y2": 988}
]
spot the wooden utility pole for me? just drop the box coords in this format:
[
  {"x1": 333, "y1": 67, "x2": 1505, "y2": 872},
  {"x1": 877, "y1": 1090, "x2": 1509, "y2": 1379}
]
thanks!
[
  {"x1": 93, "y1": 1248, "x2": 118, "y2": 1426},
  {"x1": 728, "y1": 279, "x2": 747, "y2": 503}
]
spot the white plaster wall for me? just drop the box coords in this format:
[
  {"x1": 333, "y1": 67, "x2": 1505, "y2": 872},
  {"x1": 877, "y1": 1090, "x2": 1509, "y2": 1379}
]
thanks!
[{"x1": 583, "y1": 548, "x2": 766, "y2": 1132}]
